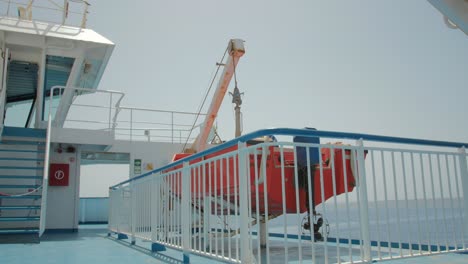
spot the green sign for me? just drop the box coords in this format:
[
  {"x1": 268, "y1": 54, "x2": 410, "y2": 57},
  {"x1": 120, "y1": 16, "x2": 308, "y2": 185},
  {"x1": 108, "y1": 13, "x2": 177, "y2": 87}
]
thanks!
[{"x1": 134, "y1": 159, "x2": 142, "y2": 175}]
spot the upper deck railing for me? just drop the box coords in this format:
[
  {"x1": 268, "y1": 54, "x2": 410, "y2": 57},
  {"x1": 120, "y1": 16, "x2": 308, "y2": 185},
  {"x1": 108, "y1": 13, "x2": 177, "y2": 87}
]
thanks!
[
  {"x1": 0, "y1": 0, "x2": 90, "y2": 28},
  {"x1": 114, "y1": 106, "x2": 205, "y2": 144},
  {"x1": 48, "y1": 86, "x2": 124, "y2": 131},
  {"x1": 39, "y1": 99, "x2": 52, "y2": 237},
  {"x1": 47, "y1": 86, "x2": 204, "y2": 144}
]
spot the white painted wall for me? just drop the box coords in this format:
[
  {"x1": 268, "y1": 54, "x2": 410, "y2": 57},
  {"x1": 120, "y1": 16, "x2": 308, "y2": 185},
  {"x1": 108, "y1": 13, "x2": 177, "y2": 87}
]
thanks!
[
  {"x1": 109, "y1": 140, "x2": 185, "y2": 178},
  {"x1": 80, "y1": 164, "x2": 129, "y2": 197},
  {"x1": 51, "y1": 128, "x2": 113, "y2": 146},
  {"x1": 45, "y1": 131, "x2": 193, "y2": 229},
  {"x1": 45, "y1": 143, "x2": 80, "y2": 230}
]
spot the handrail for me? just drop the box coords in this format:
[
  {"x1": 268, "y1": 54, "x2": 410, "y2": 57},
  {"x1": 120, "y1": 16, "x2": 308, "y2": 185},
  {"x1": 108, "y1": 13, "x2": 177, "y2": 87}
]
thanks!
[
  {"x1": 110, "y1": 127, "x2": 468, "y2": 189},
  {"x1": 0, "y1": 48, "x2": 8, "y2": 130},
  {"x1": 49, "y1": 85, "x2": 125, "y2": 129},
  {"x1": 116, "y1": 107, "x2": 206, "y2": 143},
  {"x1": 118, "y1": 106, "x2": 207, "y2": 116},
  {"x1": 115, "y1": 127, "x2": 193, "y2": 132},
  {"x1": 48, "y1": 86, "x2": 203, "y2": 143},
  {"x1": 39, "y1": 105, "x2": 53, "y2": 237},
  {"x1": 49, "y1": 86, "x2": 125, "y2": 98},
  {"x1": 115, "y1": 120, "x2": 194, "y2": 127},
  {"x1": 1, "y1": 0, "x2": 90, "y2": 28}
]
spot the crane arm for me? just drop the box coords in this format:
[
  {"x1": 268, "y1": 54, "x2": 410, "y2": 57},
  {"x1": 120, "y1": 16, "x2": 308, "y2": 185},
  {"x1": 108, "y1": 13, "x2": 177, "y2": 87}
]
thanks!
[{"x1": 191, "y1": 39, "x2": 245, "y2": 153}]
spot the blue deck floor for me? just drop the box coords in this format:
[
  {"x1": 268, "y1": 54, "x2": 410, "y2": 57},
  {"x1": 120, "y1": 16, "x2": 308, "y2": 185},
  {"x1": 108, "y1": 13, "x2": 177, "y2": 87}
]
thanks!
[
  {"x1": 0, "y1": 225, "x2": 466, "y2": 263},
  {"x1": 0, "y1": 225, "x2": 210, "y2": 264}
]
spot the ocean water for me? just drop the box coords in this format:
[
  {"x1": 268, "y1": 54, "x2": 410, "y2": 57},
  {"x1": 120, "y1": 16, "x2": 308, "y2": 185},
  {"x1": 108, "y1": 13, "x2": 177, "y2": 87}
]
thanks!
[{"x1": 263, "y1": 199, "x2": 466, "y2": 249}]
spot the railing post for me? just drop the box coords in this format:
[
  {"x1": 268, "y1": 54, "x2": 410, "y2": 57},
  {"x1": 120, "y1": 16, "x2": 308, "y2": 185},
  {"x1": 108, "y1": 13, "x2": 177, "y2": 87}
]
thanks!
[
  {"x1": 108, "y1": 189, "x2": 113, "y2": 236},
  {"x1": 150, "y1": 173, "x2": 166, "y2": 252},
  {"x1": 356, "y1": 139, "x2": 371, "y2": 262},
  {"x1": 171, "y1": 112, "x2": 174, "y2": 144},
  {"x1": 36, "y1": 49, "x2": 46, "y2": 127},
  {"x1": 108, "y1": 93, "x2": 113, "y2": 132},
  {"x1": 238, "y1": 141, "x2": 253, "y2": 263},
  {"x1": 0, "y1": 48, "x2": 9, "y2": 129},
  {"x1": 181, "y1": 162, "x2": 191, "y2": 263},
  {"x1": 203, "y1": 191, "x2": 211, "y2": 250},
  {"x1": 130, "y1": 182, "x2": 136, "y2": 245},
  {"x1": 130, "y1": 109, "x2": 133, "y2": 142},
  {"x1": 116, "y1": 188, "x2": 121, "y2": 234},
  {"x1": 39, "y1": 112, "x2": 52, "y2": 237},
  {"x1": 151, "y1": 174, "x2": 158, "y2": 242},
  {"x1": 458, "y1": 147, "x2": 468, "y2": 236}
]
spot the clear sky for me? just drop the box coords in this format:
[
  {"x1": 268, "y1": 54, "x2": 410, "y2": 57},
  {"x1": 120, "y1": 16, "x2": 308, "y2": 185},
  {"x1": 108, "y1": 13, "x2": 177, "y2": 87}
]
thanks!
[
  {"x1": 77, "y1": 0, "x2": 468, "y2": 197},
  {"x1": 87, "y1": 0, "x2": 468, "y2": 142}
]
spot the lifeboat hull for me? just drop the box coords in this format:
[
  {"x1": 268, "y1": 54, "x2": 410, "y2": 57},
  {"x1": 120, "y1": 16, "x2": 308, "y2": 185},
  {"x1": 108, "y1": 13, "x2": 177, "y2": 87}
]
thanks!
[{"x1": 169, "y1": 145, "x2": 358, "y2": 216}]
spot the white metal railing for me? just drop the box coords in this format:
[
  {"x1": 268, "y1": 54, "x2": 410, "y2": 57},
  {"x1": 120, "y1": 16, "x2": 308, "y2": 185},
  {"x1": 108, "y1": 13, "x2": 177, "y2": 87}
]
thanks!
[
  {"x1": 39, "y1": 99, "x2": 52, "y2": 237},
  {"x1": 0, "y1": 0, "x2": 90, "y2": 28},
  {"x1": 0, "y1": 48, "x2": 8, "y2": 132},
  {"x1": 48, "y1": 86, "x2": 125, "y2": 132},
  {"x1": 114, "y1": 106, "x2": 205, "y2": 144},
  {"x1": 48, "y1": 86, "x2": 203, "y2": 144},
  {"x1": 108, "y1": 128, "x2": 468, "y2": 263}
]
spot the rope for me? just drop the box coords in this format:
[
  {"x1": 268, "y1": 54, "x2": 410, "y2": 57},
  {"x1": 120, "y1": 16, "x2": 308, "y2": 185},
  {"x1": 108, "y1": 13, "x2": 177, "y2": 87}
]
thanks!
[
  {"x1": 0, "y1": 185, "x2": 43, "y2": 197},
  {"x1": 181, "y1": 47, "x2": 229, "y2": 152}
]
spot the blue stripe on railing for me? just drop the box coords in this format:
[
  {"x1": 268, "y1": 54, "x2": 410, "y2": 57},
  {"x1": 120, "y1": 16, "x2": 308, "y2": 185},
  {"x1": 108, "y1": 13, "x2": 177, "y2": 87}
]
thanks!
[
  {"x1": 0, "y1": 217, "x2": 40, "y2": 222},
  {"x1": 0, "y1": 166, "x2": 43, "y2": 170},
  {"x1": 0, "y1": 229, "x2": 39, "y2": 234},
  {"x1": 0, "y1": 195, "x2": 41, "y2": 199},
  {"x1": 110, "y1": 128, "x2": 468, "y2": 189},
  {"x1": 252, "y1": 232, "x2": 457, "y2": 252},
  {"x1": 0, "y1": 205, "x2": 41, "y2": 210},
  {"x1": 0, "y1": 141, "x2": 44, "y2": 145},
  {"x1": 326, "y1": 237, "x2": 456, "y2": 252},
  {"x1": 0, "y1": 184, "x2": 41, "y2": 188},
  {"x1": 0, "y1": 157, "x2": 43, "y2": 161},
  {"x1": 0, "y1": 149, "x2": 44, "y2": 153},
  {"x1": 0, "y1": 175, "x2": 42, "y2": 179},
  {"x1": 2, "y1": 127, "x2": 46, "y2": 138}
]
